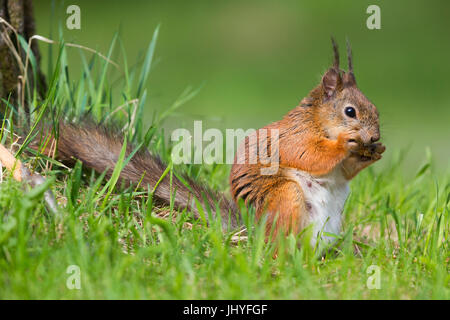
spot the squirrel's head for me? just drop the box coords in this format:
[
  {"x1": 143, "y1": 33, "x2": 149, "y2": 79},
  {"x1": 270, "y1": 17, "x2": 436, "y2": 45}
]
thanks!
[{"x1": 305, "y1": 38, "x2": 380, "y2": 145}]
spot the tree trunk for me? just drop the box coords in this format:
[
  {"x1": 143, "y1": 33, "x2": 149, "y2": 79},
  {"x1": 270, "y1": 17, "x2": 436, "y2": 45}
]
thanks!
[{"x1": 0, "y1": 0, "x2": 46, "y2": 118}]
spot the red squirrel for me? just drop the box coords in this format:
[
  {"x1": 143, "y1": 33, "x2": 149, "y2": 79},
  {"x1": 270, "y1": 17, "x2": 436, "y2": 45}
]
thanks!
[
  {"x1": 36, "y1": 39, "x2": 385, "y2": 248},
  {"x1": 230, "y1": 39, "x2": 385, "y2": 246}
]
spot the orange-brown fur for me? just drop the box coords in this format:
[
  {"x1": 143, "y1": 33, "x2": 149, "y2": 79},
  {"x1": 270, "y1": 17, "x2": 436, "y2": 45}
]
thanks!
[{"x1": 230, "y1": 39, "x2": 385, "y2": 239}]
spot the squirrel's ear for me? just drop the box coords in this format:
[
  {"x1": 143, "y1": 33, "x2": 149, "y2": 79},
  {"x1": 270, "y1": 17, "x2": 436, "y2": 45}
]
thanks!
[
  {"x1": 321, "y1": 37, "x2": 343, "y2": 101},
  {"x1": 342, "y1": 72, "x2": 356, "y2": 87},
  {"x1": 321, "y1": 68, "x2": 341, "y2": 100}
]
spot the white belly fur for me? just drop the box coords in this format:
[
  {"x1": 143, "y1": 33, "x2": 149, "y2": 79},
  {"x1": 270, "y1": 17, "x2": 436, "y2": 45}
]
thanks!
[{"x1": 287, "y1": 167, "x2": 350, "y2": 250}]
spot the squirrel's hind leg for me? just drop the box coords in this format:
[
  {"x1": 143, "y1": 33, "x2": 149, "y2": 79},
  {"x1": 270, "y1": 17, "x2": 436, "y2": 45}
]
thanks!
[{"x1": 259, "y1": 181, "x2": 308, "y2": 240}]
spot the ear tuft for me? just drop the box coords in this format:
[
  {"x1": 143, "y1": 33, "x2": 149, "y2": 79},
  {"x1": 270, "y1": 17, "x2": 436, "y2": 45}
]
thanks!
[
  {"x1": 343, "y1": 38, "x2": 357, "y2": 87},
  {"x1": 322, "y1": 68, "x2": 341, "y2": 100},
  {"x1": 331, "y1": 36, "x2": 340, "y2": 70},
  {"x1": 342, "y1": 72, "x2": 356, "y2": 87}
]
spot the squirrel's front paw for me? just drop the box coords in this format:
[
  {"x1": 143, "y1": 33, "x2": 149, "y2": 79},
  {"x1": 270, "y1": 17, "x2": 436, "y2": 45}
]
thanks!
[
  {"x1": 338, "y1": 132, "x2": 361, "y2": 152},
  {"x1": 357, "y1": 142, "x2": 386, "y2": 161}
]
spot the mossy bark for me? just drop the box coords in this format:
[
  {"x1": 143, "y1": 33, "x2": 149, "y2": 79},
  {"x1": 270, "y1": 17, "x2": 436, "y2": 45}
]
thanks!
[{"x1": 0, "y1": 0, "x2": 46, "y2": 117}]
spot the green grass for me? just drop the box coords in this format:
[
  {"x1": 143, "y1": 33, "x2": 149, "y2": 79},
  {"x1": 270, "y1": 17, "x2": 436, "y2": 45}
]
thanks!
[{"x1": 0, "y1": 27, "x2": 448, "y2": 300}]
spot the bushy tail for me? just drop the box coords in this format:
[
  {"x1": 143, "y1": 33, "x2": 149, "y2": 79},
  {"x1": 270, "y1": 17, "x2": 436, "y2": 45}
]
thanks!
[{"x1": 36, "y1": 121, "x2": 241, "y2": 230}]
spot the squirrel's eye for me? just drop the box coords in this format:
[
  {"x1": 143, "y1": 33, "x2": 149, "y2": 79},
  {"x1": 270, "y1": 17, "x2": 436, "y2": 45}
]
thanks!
[{"x1": 345, "y1": 106, "x2": 356, "y2": 118}]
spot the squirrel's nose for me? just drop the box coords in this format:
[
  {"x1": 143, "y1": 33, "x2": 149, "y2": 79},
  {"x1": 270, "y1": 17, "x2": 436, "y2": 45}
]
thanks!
[{"x1": 371, "y1": 134, "x2": 380, "y2": 143}]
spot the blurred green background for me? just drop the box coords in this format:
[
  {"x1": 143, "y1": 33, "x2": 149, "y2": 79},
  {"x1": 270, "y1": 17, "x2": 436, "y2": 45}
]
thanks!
[{"x1": 34, "y1": 0, "x2": 450, "y2": 171}]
